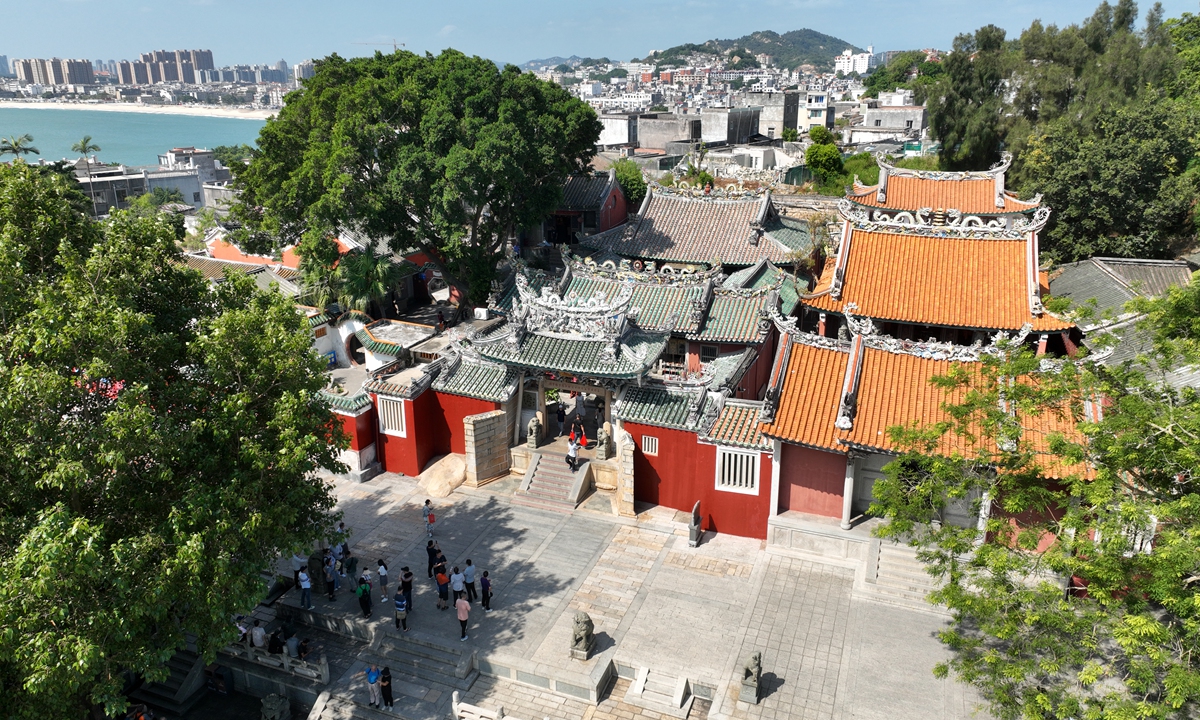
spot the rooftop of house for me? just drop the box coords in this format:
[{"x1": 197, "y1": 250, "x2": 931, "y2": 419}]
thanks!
[
  {"x1": 581, "y1": 186, "x2": 809, "y2": 268},
  {"x1": 846, "y1": 153, "x2": 1040, "y2": 216},
  {"x1": 759, "y1": 327, "x2": 1088, "y2": 478},
  {"x1": 805, "y1": 222, "x2": 1071, "y2": 332},
  {"x1": 560, "y1": 171, "x2": 617, "y2": 211},
  {"x1": 723, "y1": 259, "x2": 805, "y2": 316},
  {"x1": 1049, "y1": 257, "x2": 1195, "y2": 323},
  {"x1": 358, "y1": 320, "x2": 437, "y2": 356}
]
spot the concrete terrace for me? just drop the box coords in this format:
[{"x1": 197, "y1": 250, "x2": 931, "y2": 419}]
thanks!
[{"x1": 240, "y1": 470, "x2": 988, "y2": 720}]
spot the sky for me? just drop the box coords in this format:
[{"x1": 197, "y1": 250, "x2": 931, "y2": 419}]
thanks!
[{"x1": 9, "y1": 0, "x2": 1199, "y2": 68}]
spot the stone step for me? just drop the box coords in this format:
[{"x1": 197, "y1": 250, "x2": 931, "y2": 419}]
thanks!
[
  {"x1": 318, "y1": 687, "x2": 442, "y2": 720},
  {"x1": 624, "y1": 669, "x2": 693, "y2": 719},
  {"x1": 526, "y1": 486, "x2": 571, "y2": 502},
  {"x1": 877, "y1": 564, "x2": 936, "y2": 584},
  {"x1": 868, "y1": 579, "x2": 933, "y2": 600},
  {"x1": 378, "y1": 633, "x2": 464, "y2": 667},
  {"x1": 510, "y1": 494, "x2": 576, "y2": 513},
  {"x1": 359, "y1": 648, "x2": 478, "y2": 692}
]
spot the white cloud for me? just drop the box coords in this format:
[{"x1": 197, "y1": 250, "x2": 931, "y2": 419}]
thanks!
[{"x1": 438, "y1": 24, "x2": 457, "y2": 37}]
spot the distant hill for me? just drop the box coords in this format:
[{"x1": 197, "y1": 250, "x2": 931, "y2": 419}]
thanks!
[
  {"x1": 645, "y1": 29, "x2": 861, "y2": 70},
  {"x1": 519, "y1": 55, "x2": 582, "y2": 71}
]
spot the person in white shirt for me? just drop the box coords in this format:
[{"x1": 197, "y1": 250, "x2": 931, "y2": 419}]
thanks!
[
  {"x1": 298, "y1": 565, "x2": 313, "y2": 610},
  {"x1": 449, "y1": 567, "x2": 466, "y2": 603},
  {"x1": 377, "y1": 560, "x2": 389, "y2": 603},
  {"x1": 250, "y1": 620, "x2": 266, "y2": 648}
]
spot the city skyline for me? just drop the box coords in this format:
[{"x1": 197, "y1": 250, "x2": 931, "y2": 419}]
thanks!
[{"x1": 11, "y1": 0, "x2": 1197, "y2": 69}]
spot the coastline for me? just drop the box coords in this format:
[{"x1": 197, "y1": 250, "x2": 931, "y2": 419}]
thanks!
[{"x1": 0, "y1": 100, "x2": 274, "y2": 121}]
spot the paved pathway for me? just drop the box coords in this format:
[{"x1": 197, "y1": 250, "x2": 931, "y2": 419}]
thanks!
[{"x1": 255, "y1": 470, "x2": 989, "y2": 720}]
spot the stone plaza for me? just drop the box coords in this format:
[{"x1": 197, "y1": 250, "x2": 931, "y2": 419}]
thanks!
[{"x1": 223, "y1": 469, "x2": 990, "y2": 720}]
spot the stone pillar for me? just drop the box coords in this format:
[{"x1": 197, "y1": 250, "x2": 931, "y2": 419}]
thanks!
[
  {"x1": 616, "y1": 430, "x2": 637, "y2": 517},
  {"x1": 464, "y1": 410, "x2": 509, "y2": 487},
  {"x1": 511, "y1": 372, "x2": 525, "y2": 446},
  {"x1": 769, "y1": 438, "x2": 782, "y2": 517},
  {"x1": 535, "y1": 375, "x2": 546, "y2": 442},
  {"x1": 840, "y1": 452, "x2": 858, "y2": 530}
]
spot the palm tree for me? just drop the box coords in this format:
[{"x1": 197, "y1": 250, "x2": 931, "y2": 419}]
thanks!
[
  {"x1": 336, "y1": 250, "x2": 408, "y2": 319},
  {"x1": 71, "y1": 135, "x2": 102, "y2": 215},
  {"x1": 0, "y1": 134, "x2": 40, "y2": 160}
]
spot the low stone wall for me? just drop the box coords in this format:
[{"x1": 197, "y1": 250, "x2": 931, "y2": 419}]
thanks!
[
  {"x1": 615, "y1": 432, "x2": 636, "y2": 518},
  {"x1": 475, "y1": 647, "x2": 616, "y2": 705},
  {"x1": 464, "y1": 410, "x2": 509, "y2": 487}
]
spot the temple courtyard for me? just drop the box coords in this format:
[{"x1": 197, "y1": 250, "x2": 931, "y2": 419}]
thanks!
[{"x1": 241, "y1": 469, "x2": 989, "y2": 720}]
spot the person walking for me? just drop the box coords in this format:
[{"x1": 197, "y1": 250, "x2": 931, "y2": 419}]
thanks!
[
  {"x1": 449, "y1": 566, "x2": 466, "y2": 603},
  {"x1": 556, "y1": 403, "x2": 566, "y2": 437},
  {"x1": 570, "y1": 413, "x2": 584, "y2": 442},
  {"x1": 425, "y1": 540, "x2": 439, "y2": 579},
  {"x1": 400, "y1": 567, "x2": 415, "y2": 616},
  {"x1": 325, "y1": 550, "x2": 340, "y2": 592},
  {"x1": 298, "y1": 565, "x2": 313, "y2": 610},
  {"x1": 393, "y1": 588, "x2": 409, "y2": 631},
  {"x1": 463, "y1": 560, "x2": 478, "y2": 603},
  {"x1": 435, "y1": 569, "x2": 450, "y2": 610},
  {"x1": 566, "y1": 437, "x2": 579, "y2": 472},
  {"x1": 355, "y1": 577, "x2": 373, "y2": 619},
  {"x1": 354, "y1": 664, "x2": 383, "y2": 709},
  {"x1": 377, "y1": 560, "x2": 389, "y2": 603},
  {"x1": 422, "y1": 499, "x2": 435, "y2": 537},
  {"x1": 331, "y1": 541, "x2": 344, "y2": 578},
  {"x1": 481, "y1": 571, "x2": 493, "y2": 612},
  {"x1": 380, "y1": 667, "x2": 394, "y2": 711},
  {"x1": 456, "y1": 595, "x2": 471, "y2": 641}
]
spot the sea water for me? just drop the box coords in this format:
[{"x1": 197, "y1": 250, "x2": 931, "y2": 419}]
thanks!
[{"x1": 0, "y1": 107, "x2": 266, "y2": 167}]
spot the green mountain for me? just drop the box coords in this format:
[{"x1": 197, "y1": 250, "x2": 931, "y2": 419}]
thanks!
[{"x1": 643, "y1": 29, "x2": 862, "y2": 71}]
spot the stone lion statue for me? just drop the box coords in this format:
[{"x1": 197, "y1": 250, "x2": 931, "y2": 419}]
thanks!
[
  {"x1": 743, "y1": 651, "x2": 762, "y2": 684},
  {"x1": 571, "y1": 611, "x2": 595, "y2": 651}
]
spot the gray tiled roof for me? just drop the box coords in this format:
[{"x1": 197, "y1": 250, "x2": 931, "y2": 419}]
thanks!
[
  {"x1": 1050, "y1": 258, "x2": 1193, "y2": 320},
  {"x1": 561, "y1": 174, "x2": 614, "y2": 211},
  {"x1": 761, "y1": 215, "x2": 814, "y2": 255},
  {"x1": 707, "y1": 349, "x2": 756, "y2": 391},
  {"x1": 582, "y1": 190, "x2": 792, "y2": 267},
  {"x1": 473, "y1": 326, "x2": 669, "y2": 379},
  {"x1": 432, "y1": 357, "x2": 519, "y2": 402},
  {"x1": 1092, "y1": 322, "x2": 1200, "y2": 390}
]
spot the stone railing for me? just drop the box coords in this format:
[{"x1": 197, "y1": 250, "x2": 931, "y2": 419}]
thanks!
[{"x1": 222, "y1": 639, "x2": 330, "y2": 684}]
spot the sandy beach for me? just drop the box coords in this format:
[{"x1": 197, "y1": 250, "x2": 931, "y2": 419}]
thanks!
[{"x1": 0, "y1": 100, "x2": 274, "y2": 121}]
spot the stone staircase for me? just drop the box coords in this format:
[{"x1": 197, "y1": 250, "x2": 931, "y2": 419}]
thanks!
[
  {"x1": 308, "y1": 630, "x2": 478, "y2": 720},
  {"x1": 128, "y1": 648, "x2": 208, "y2": 716},
  {"x1": 512, "y1": 453, "x2": 579, "y2": 513},
  {"x1": 858, "y1": 541, "x2": 945, "y2": 613},
  {"x1": 623, "y1": 667, "x2": 694, "y2": 719}
]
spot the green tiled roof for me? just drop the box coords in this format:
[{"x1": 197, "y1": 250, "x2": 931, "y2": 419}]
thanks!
[
  {"x1": 318, "y1": 390, "x2": 372, "y2": 412},
  {"x1": 701, "y1": 400, "x2": 769, "y2": 449},
  {"x1": 330, "y1": 309, "x2": 375, "y2": 327},
  {"x1": 615, "y1": 386, "x2": 700, "y2": 430},
  {"x1": 355, "y1": 329, "x2": 401, "y2": 356},
  {"x1": 432, "y1": 357, "x2": 519, "y2": 402},
  {"x1": 723, "y1": 260, "x2": 804, "y2": 315},
  {"x1": 473, "y1": 327, "x2": 668, "y2": 380},
  {"x1": 689, "y1": 293, "x2": 770, "y2": 344},
  {"x1": 762, "y1": 215, "x2": 813, "y2": 255},
  {"x1": 306, "y1": 311, "x2": 331, "y2": 328},
  {"x1": 564, "y1": 275, "x2": 705, "y2": 333},
  {"x1": 707, "y1": 349, "x2": 755, "y2": 391}
]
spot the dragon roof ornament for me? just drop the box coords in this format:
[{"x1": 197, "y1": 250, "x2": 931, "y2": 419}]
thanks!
[
  {"x1": 873, "y1": 151, "x2": 1013, "y2": 181},
  {"x1": 571, "y1": 254, "x2": 723, "y2": 285},
  {"x1": 836, "y1": 199, "x2": 1051, "y2": 240},
  {"x1": 648, "y1": 181, "x2": 767, "y2": 200}
]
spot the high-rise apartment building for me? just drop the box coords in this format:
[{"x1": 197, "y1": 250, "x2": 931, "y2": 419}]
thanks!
[
  {"x1": 11, "y1": 58, "x2": 93, "y2": 86},
  {"x1": 0, "y1": 56, "x2": 11, "y2": 76}
]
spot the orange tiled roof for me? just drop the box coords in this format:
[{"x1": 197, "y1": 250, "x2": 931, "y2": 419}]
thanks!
[
  {"x1": 759, "y1": 336, "x2": 1088, "y2": 478},
  {"x1": 805, "y1": 228, "x2": 1072, "y2": 331},
  {"x1": 847, "y1": 176, "x2": 1040, "y2": 215},
  {"x1": 703, "y1": 400, "x2": 770, "y2": 449}
]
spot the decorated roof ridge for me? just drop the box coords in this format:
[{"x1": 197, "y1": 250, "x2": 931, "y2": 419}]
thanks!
[
  {"x1": 569, "y1": 252, "x2": 725, "y2": 285},
  {"x1": 470, "y1": 323, "x2": 669, "y2": 379},
  {"x1": 846, "y1": 152, "x2": 1044, "y2": 216},
  {"x1": 836, "y1": 198, "x2": 1051, "y2": 241},
  {"x1": 328, "y1": 309, "x2": 375, "y2": 327},
  {"x1": 686, "y1": 291, "x2": 775, "y2": 344},
  {"x1": 646, "y1": 181, "x2": 770, "y2": 202},
  {"x1": 363, "y1": 357, "x2": 443, "y2": 399},
  {"x1": 700, "y1": 398, "x2": 770, "y2": 450},
  {"x1": 318, "y1": 389, "x2": 372, "y2": 412},
  {"x1": 877, "y1": 151, "x2": 1013, "y2": 182}
]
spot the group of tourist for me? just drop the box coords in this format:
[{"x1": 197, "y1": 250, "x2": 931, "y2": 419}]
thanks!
[
  {"x1": 425, "y1": 539, "x2": 493, "y2": 640},
  {"x1": 236, "y1": 617, "x2": 314, "y2": 662}
]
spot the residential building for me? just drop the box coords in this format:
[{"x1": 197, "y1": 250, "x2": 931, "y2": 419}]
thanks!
[
  {"x1": 293, "y1": 60, "x2": 316, "y2": 81},
  {"x1": 12, "y1": 57, "x2": 93, "y2": 86},
  {"x1": 803, "y1": 91, "x2": 834, "y2": 132},
  {"x1": 0, "y1": 56, "x2": 9, "y2": 76},
  {"x1": 157, "y1": 147, "x2": 234, "y2": 184},
  {"x1": 849, "y1": 105, "x2": 927, "y2": 144},
  {"x1": 834, "y1": 46, "x2": 877, "y2": 75},
  {"x1": 736, "y1": 90, "x2": 799, "y2": 138},
  {"x1": 535, "y1": 170, "x2": 628, "y2": 245},
  {"x1": 637, "y1": 114, "x2": 701, "y2": 151},
  {"x1": 598, "y1": 113, "x2": 638, "y2": 148},
  {"x1": 700, "y1": 107, "x2": 761, "y2": 145}
]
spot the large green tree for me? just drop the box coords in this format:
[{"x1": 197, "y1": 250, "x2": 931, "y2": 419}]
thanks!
[
  {"x1": 233, "y1": 50, "x2": 601, "y2": 306},
  {"x1": 928, "y1": 24, "x2": 1010, "y2": 170},
  {"x1": 0, "y1": 161, "x2": 344, "y2": 718},
  {"x1": 870, "y1": 287, "x2": 1200, "y2": 719}
]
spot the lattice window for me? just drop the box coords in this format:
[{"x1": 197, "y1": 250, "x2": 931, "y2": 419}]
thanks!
[
  {"x1": 715, "y1": 448, "x2": 759, "y2": 495},
  {"x1": 378, "y1": 397, "x2": 407, "y2": 437},
  {"x1": 641, "y1": 435, "x2": 659, "y2": 456},
  {"x1": 700, "y1": 345, "x2": 719, "y2": 364},
  {"x1": 313, "y1": 326, "x2": 327, "y2": 338}
]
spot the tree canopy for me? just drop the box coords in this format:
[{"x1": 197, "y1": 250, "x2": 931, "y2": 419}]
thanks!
[
  {"x1": 232, "y1": 49, "x2": 601, "y2": 306},
  {"x1": 611, "y1": 158, "x2": 647, "y2": 208},
  {"x1": 0, "y1": 161, "x2": 343, "y2": 718},
  {"x1": 921, "y1": 1, "x2": 1199, "y2": 261},
  {"x1": 870, "y1": 282, "x2": 1200, "y2": 719}
]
